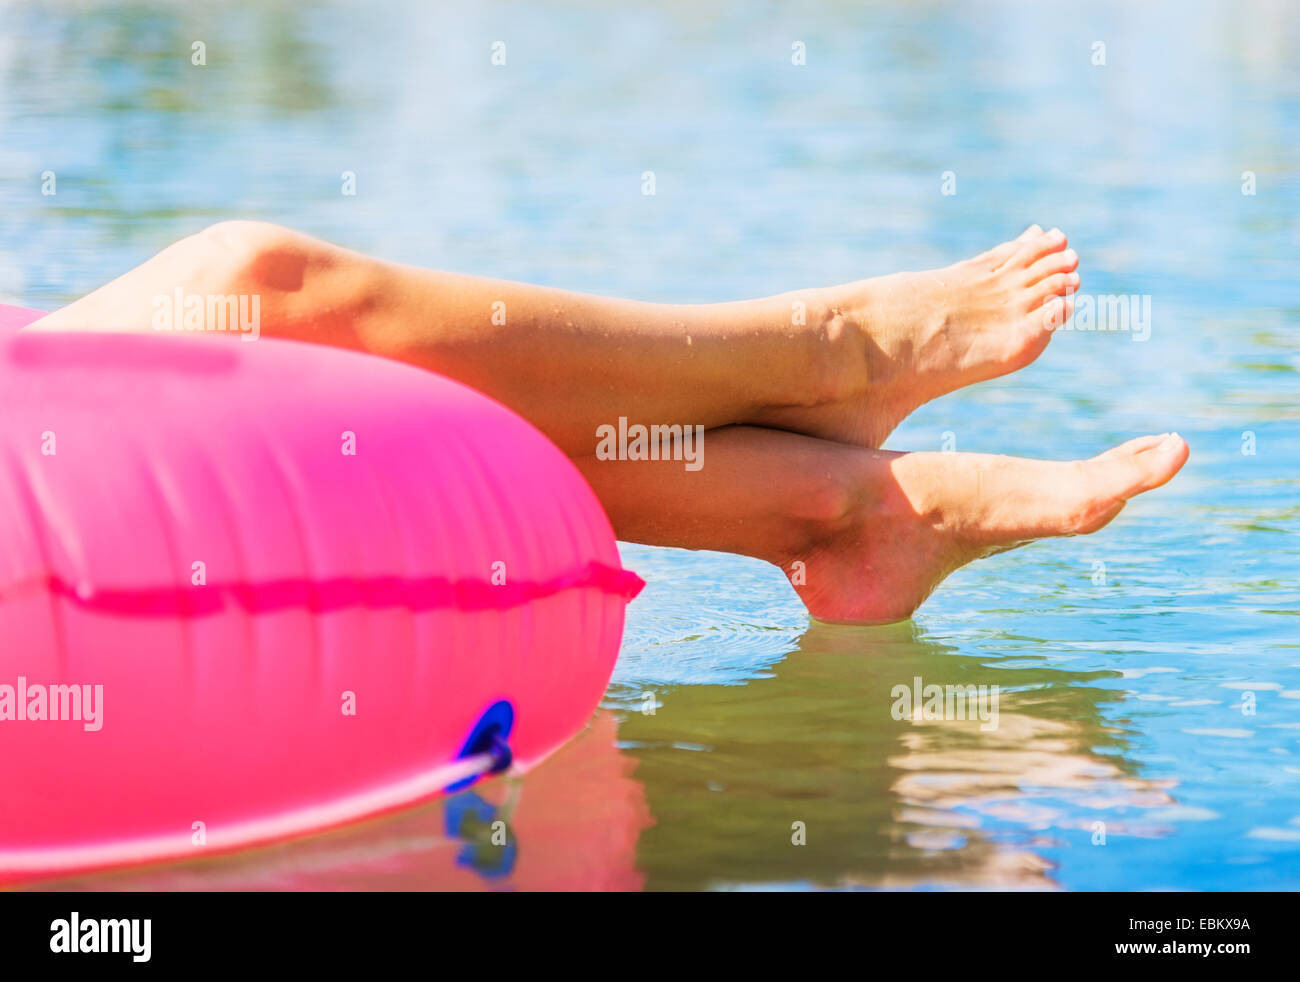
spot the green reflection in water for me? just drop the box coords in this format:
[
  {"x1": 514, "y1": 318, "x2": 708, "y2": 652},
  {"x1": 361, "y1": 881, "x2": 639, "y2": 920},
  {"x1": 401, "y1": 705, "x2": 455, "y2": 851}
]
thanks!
[{"x1": 619, "y1": 620, "x2": 1164, "y2": 890}]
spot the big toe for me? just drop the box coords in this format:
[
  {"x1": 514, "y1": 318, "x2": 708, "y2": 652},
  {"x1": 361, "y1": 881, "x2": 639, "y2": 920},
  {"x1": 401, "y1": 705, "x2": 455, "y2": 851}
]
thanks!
[
  {"x1": 979, "y1": 225, "x2": 1044, "y2": 268},
  {"x1": 1096, "y1": 432, "x2": 1188, "y2": 494},
  {"x1": 1010, "y1": 226, "x2": 1069, "y2": 268},
  {"x1": 1068, "y1": 433, "x2": 1189, "y2": 533}
]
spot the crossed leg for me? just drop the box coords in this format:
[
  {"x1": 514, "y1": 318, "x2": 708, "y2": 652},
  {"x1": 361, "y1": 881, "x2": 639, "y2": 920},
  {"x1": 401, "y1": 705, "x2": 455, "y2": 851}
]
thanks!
[
  {"x1": 28, "y1": 220, "x2": 1188, "y2": 622},
  {"x1": 575, "y1": 427, "x2": 1187, "y2": 623},
  {"x1": 31, "y1": 221, "x2": 1079, "y2": 455}
]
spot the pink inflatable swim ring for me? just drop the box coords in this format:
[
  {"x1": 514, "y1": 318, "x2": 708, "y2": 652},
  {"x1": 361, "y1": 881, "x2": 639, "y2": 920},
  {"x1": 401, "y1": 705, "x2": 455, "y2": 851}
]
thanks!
[{"x1": 0, "y1": 304, "x2": 642, "y2": 880}]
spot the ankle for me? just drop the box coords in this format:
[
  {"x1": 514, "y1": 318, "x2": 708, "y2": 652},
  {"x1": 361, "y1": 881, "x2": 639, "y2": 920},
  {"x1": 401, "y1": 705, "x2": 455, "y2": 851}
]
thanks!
[
  {"x1": 773, "y1": 450, "x2": 863, "y2": 564},
  {"x1": 745, "y1": 286, "x2": 868, "y2": 413},
  {"x1": 806, "y1": 287, "x2": 871, "y2": 405}
]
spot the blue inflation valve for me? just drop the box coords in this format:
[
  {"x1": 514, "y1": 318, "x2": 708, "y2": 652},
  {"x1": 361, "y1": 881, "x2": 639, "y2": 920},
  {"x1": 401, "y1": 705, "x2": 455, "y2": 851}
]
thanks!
[{"x1": 446, "y1": 700, "x2": 515, "y2": 793}]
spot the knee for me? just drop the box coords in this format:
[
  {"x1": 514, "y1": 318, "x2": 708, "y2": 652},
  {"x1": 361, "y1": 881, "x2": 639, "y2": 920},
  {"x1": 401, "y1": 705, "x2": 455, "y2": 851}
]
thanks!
[
  {"x1": 156, "y1": 222, "x2": 323, "y2": 301},
  {"x1": 177, "y1": 221, "x2": 323, "y2": 295},
  {"x1": 172, "y1": 222, "x2": 386, "y2": 341}
]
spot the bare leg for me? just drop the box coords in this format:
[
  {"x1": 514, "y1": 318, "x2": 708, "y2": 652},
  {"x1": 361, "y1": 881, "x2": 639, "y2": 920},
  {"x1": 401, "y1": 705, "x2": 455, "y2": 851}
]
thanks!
[
  {"x1": 24, "y1": 221, "x2": 1184, "y2": 621},
  {"x1": 29, "y1": 221, "x2": 1079, "y2": 456},
  {"x1": 574, "y1": 426, "x2": 1189, "y2": 623}
]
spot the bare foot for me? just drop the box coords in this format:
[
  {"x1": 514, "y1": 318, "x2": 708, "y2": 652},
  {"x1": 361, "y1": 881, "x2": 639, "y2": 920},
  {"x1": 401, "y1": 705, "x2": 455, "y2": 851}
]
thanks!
[
  {"x1": 788, "y1": 432, "x2": 1189, "y2": 624},
  {"x1": 758, "y1": 225, "x2": 1080, "y2": 449}
]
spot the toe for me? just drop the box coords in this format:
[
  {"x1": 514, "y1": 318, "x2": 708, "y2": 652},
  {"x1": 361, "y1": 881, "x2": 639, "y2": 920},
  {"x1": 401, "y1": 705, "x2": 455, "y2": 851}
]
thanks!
[
  {"x1": 1024, "y1": 247, "x2": 1078, "y2": 286},
  {"x1": 1029, "y1": 271, "x2": 1080, "y2": 308},
  {"x1": 1013, "y1": 227, "x2": 1069, "y2": 267},
  {"x1": 986, "y1": 225, "x2": 1045, "y2": 270},
  {"x1": 1095, "y1": 433, "x2": 1171, "y2": 460},
  {"x1": 1105, "y1": 433, "x2": 1189, "y2": 497},
  {"x1": 1038, "y1": 295, "x2": 1074, "y2": 330},
  {"x1": 1069, "y1": 433, "x2": 1189, "y2": 532}
]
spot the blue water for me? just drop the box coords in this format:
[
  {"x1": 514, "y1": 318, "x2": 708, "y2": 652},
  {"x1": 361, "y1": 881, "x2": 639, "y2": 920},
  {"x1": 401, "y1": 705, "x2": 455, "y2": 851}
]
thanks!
[{"x1": 4, "y1": 0, "x2": 1298, "y2": 890}]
